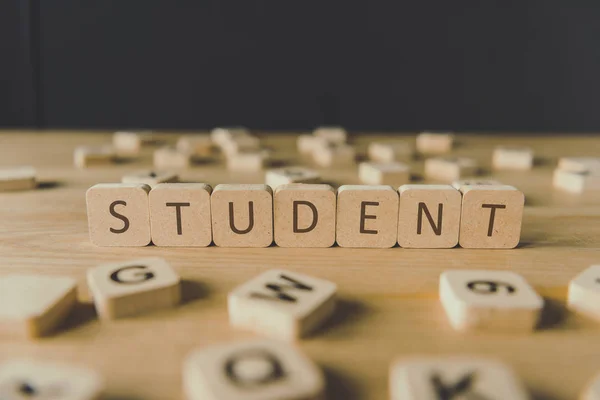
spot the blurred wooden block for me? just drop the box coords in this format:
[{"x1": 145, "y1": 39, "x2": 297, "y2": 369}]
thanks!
[
  {"x1": 227, "y1": 150, "x2": 268, "y2": 172},
  {"x1": 86, "y1": 183, "x2": 151, "y2": 247},
  {"x1": 336, "y1": 185, "x2": 399, "y2": 248},
  {"x1": 176, "y1": 134, "x2": 214, "y2": 157},
  {"x1": 0, "y1": 359, "x2": 103, "y2": 400},
  {"x1": 582, "y1": 371, "x2": 600, "y2": 400},
  {"x1": 0, "y1": 166, "x2": 36, "y2": 191},
  {"x1": 416, "y1": 131, "x2": 454, "y2": 154},
  {"x1": 558, "y1": 157, "x2": 600, "y2": 174},
  {"x1": 265, "y1": 167, "x2": 320, "y2": 189},
  {"x1": 313, "y1": 143, "x2": 355, "y2": 167},
  {"x1": 153, "y1": 146, "x2": 192, "y2": 169},
  {"x1": 493, "y1": 146, "x2": 534, "y2": 170},
  {"x1": 210, "y1": 126, "x2": 251, "y2": 147},
  {"x1": 113, "y1": 130, "x2": 155, "y2": 155},
  {"x1": 397, "y1": 184, "x2": 461, "y2": 248},
  {"x1": 425, "y1": 157, "x2": 478, "y2": 182},
  {"x1": 149, "y1": 183, "x2": 213, "y2": 247},
  {"x1": 568, "y1": 265, "x2": 600, "y2": 321},
  {"x1": 368, "y1": 140, "x2": 414, "y2": 163},
  {"x1": 0, "y1": 275, "x2": 77, "y2": 338},
  {"x1": 297, "y1": 134, "x2": 323, "y2": 154},
  {"x1": 390, "y1": 356, "x2": 529, "y2": 400},
  {"x1": 553, "y1": 169, "x2": 600, "y2": 193},
  {"x1": 440, "y1": 270, "x2": 543, "y2": 333},
  {"x1": 184, "y1": 339, "x2": 325, "y2": 400},
  {"x1": 121, "y1": 170, "x2": 178, "y2": 186},
  {"x1": 274, "y1": 184, "x2": 336, "y2": 248},
  {"x1": 87, "y1": 257, "x2": 180, "y2": 320},
  {"x1": 74, "y1": 145, "x2": 116, "y2": 168},
  {"x1": 221, "y1": 135, "x2": 261, "y2": 157},
  {"x1": 458, "y1": 185, "x2": 524, "y2": 249},
  {"x1": 451, "y1": 178, "x2": 502, "y2": 191},
  {"x1": 228, "y1": 269, "x2": 337, "y2": 340},
  {"x1": 313, "y1": 125, "x2": 347, "y2": 144},
  {"x1": 359, "y1": 161, "x2": 410, "y2": 186},
  {"x1": 211, "y1": 184, "x2": 273, "y2": 248}
]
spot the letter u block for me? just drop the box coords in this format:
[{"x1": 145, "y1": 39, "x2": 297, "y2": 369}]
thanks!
[
  {"x1": 86, "y1": 183, "x2": 151, "y2": 247},
  {"x1": 211, "y1": 184, "x2": 273, "y2": 247}
]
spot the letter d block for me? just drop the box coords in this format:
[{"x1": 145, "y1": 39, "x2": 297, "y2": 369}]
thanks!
[
  {"x1": 274, "y1": 184, "x2": 336, "y2": 248},
  {"x1": 459, "y1": 185, "x2": 524, "y2": 249},
  {"x1": 86, "y1": 183, "x2": 151, "y2": 247}
]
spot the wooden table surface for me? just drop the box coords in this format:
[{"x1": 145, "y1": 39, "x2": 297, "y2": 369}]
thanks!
[{"x1": 0, "y1": 130, "x2": 599, "y2": 400}]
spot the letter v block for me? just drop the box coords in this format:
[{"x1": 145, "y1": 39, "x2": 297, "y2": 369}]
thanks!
[
  {"x1": 274, "y1": 184, "x2": 336, "y2": 247},
  {"x1": 86, "y1": 183, "x2": 151, "y2": 247},
  {"x1": 390, "y1": 357, "x2": 529, "y2": 400},
  {"x1": 211, "y1": 184, "x2": 273, "y2": 247},
  {"x1": 398, "y1": 185, "x2": 461, "y2": 248},
  {"x1": 228, "y1": 269, "x2": 337, "y2": 341}
]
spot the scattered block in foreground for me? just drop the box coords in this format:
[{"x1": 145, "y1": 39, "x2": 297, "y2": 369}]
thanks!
[
  {"x1": 0, "y1": 275, "x2": 77, "y2": 338},
  {"x1": 336, "y1": 185, "x2": 399, "y2": 248},
  {"x1": 228, "y1": 269, "x2": 337, "y2": 340},
  {"x1": 211, "y1": 184, "x2": 273, "y2": 248},
  {"x1": 553, "y1": 169, "x2": 600, "y2": 194},
  {"x1": 0, "y1": 166, "x2": 36, "y2": 191},
  {"x1": 87, "y1": 257, "x2": 180, "y2": 320},
  {"x1": 74, "y1": 145, "x2": 116, "y2": 168},
  {"x1": 397, "y1": 184, "x2": 461, "y2": 248},
  {"x1": 359, "y1": 161, "x2": 410, "y2": 186},
  {"x1": 390, "y1": 356, "x2": 529, "y2": 400},
  {"x1": 121, "y1": 170, "x2": 178, "y2": 186},
  {"x1": 568, "y1": 265, "x2": 600, "y2": 321},
  {"x1": 153, "y1": 146, "x2": 192, "y2": 169},
  {"x1": 176, "y1": 134, "x2": 213, "y2": 157},
  {"x1": 493, "y1": 146, "x2": 534, "y2": 170},
  {"x1": 439, "y1": 270, "x2": 543, "y2": 333},
  {"x1": 425, "y1": 156, "x2": 478, "y2": 182},
  {"x1": 313, "y1": 125, "x2": 347, "y2": 144},
  {"x1": 368, "y1": 140, "x2": 414, "y2": 163},
  {"x1": 86, "y1": 183, "x2": 151, "y2": 247},
  {"x1": 149, "y1": 183, "x2": 213, "y2": 247},
  {"x1": 416, "y1": 131, "x2": 454, "y2": 154},
  {"x1": 0, "y1": 359, "x2": 103, "y2": 400},
  {"x1": 265, "y1": 166, "x2": 320, "y2": 189},
  {"x1": 184, "y1": 339, "x2": 325, "y2": 400},
  {"x1": 458, "y1": 185, "x2": 524, "y2": 249},
  {"x1": 113, "y1": 130, "x2": 155, "y2": 154},
  {"x1": 313, "y1": 143, "x2": 355, "y2": 167},
  {"x1": 274, "y1": 184, "x2": 336, "y2": 248}
]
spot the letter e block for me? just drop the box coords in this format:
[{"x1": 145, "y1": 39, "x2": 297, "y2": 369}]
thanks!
[
  {"x1": 86, "y1": 183, "x2": 151, "y2": 247},
  {"x1": 568, "y1": 265, "x2": 600, "y2": 321}
]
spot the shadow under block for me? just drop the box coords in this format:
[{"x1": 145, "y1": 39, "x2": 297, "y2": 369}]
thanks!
[
  {"x1": 416, "y1": 132, "x2": 454, "y2": 154},
  {"x1": 153, "y1": 146, "x2": 192, "y2": 169},
  {"x1": 458, "y1": 185, "x2": 525, "y2": 249},
  {"x1": 228, "y1": 269, "x2": 337, "y2": 340},
  {"x1": 87, "y1": 257, "x2": 180, "y2": 320},
  {"x1": 397, "y1": 185, "x2": 461, "y2": 248},
  {"x1": 265, "y1": 167, "x2": 320, "y2": 189},
  {"x1": 211, "y1": 184, "x2": 273, "y2": 248},
  {"x1": 274, "y1": 184, "x2": 336, "y2": 248},
  {"x1": 74, "y1": 145, "x2": 116, "y2": 168},
  {"x1": 86, "y1": 183, "x2": 151, "y2": 247},
  {"x1": 368, "y1": 140, "x2": 414, "y2": 163},
  {"x1": 121, "y1": 170, "x2": 179, "y2": 186},
  {"x1": 0, "y1": 275, "x2": 77, "y2": 338},
  {"x1": 493, "y1": 146, "x2": 534, "y2": 170},
  {"x1": 176, "y1": 134, "x2": 213, "y2": 157},
  {"x1": 358, "y1": 161, "x2": 410, "y2": 186},
  {"x1": 390, "y1": 357, "x2": 529, "y2": 400},
  {"x1": 425, "y1": 157, "x2": 478, "y2": 182},
  {"x1": 336, "y1": 185, "x2": 399, "y2": 248},
  {"x1": 0, "y1": 166, "x2": 36, "y2": 191},
  {"x1": 149, "y1": 183, "x2": 212, "y2": 247},
  {"x1": 439, "y1": 270, "x2": 543, "y2": 333},
  {"x1": 0, "y1": 359, "x2": 103, "y2": 400},
  {"x1": 183, "y1": 339, "x2": 325, "y2": 400},
  {"x1": 568, "y1": 265, "x2": 600, "y2": 321}
]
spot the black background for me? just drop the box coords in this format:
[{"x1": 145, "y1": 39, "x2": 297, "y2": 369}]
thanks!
[{"x1": 3, "y1": 1, "x2": 600, "y2": 131}]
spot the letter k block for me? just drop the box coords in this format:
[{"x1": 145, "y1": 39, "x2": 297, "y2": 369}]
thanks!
[{"x1": 228, "y1": 270, "x2": 337, "y2": 341}]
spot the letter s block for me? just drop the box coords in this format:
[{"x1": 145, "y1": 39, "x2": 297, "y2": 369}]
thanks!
[{"x1": 86, "y1": 183, "x2": 151, "y2": 247}]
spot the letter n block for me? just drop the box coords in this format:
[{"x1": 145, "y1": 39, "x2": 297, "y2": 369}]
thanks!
[
  {"x1": 459, "y1": 185, "x2": 524, "y2": 249},
  {"x1": 398, "y1": 185, "x2": 461, "y2": 248},
  {"x1": 211, "y1": 184, "x2": 273, "y2": 248},
  {"x1": 274, "y1": 184, "x2": 336, "y2": 248},
  {"x1": 336, "y1": 185, "x2": 399, "y2": 248},
  {"x1": 86, "y1": 183, "x2": 151, "y2": 247}
]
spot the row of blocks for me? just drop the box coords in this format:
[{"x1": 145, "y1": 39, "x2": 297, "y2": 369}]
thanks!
[{"x1": 86, "y1": 182, "x2": 525, "y2": 248}]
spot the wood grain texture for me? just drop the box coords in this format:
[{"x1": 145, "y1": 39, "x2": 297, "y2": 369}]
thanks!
[{"x1": 0, "y1": 131, "x2": 599, "y2": 399}]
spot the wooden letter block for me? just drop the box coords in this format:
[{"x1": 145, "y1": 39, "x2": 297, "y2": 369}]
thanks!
[
  {"x1": 416, "y1": 131, "x2": 454, "y2": 154},
  {"x1": 493, "y1": 146, "x2": 534, "y2": 170},
  {"x1": 336, "y1": 185, "x2": 399, "y2": 248},
  {"x1": 558, "y1": 157, "x2": 600, "y2": 174},
  {"x1": 113, "y1": 130, "x2": 155, "y2": 155},
  {"x1": 176, "y1": 134, "x2": 214, "y2": 157},
  {"x1": 568, "y1": 265, "x2": 600, "y2": 321},
  {"x1": 211, "y1": 184, "x2": 273, "y2": 248},
  {"x1": 390, "y1": 357, "x2": 529, "y2": 400},
  {"x1": 0, "y1": 359, "x2": 103, "y2": 400},
  {"x1": 297, "y1": 134, "x2": 323, "y2": 154},
  {"x1": 221, "y1": 135, "x2": 261, "y2": 157},
  {"x1": 153, "y1": 146, "x2": 191, "y2": 169},
  {"x1": 0, "y1": 275, "x2": 77, "y2": 338},
  {"x1": 184, "y1": 339, "x2": 324, "y2": 400},
  {"x1": 451, "y1": 178, "x2": 502, "y2": 191},
  {"x1": 368, "y1": 140, "x2": 414, "y2": 163},
  {"x1": 313, "y1": 125, "x2": 347, "y2": 144},
  {"x1": 425, "y1": 157, "x2": 478, "y2": 182},
  {"x1": 228, "y1": 269, "x2": 336, "y2": 340},
  {"x1": 74, "y1": 145, "x2": 116, "y2": 168},
  {"x1": 553, "y1": 169, "x2": 600, "y2": 193},
  {"x1": 0, "y1": 166, "x2": 36, "y2": 191},
  {"x1": 121, "y1": 170, "x2": 178, "y2": 186},
  {"x1": 397, "y1": 185, "x2": 461, "y2": 248},
  {"x1": 459, "y1": 185, "x2": 524, "y2": 249},
  {"x1": 274, "y1": 184, "x2": 336, "y2": 248},
  {"x1": 313, "y1": 143, "x2": 355, "y2": 167},
  {"x1": 149, "y1": 183, "x2": 212, "y2": 247},
  {"x1": 227, "y1": 151, "x2": 268, "y2": 172},
  {"x1": 359, "y1": 161, "x2": 410, "y2": 186},
  {"x1": 87, "y1": 257, "x2": 180, "y2": 320},
  {"x1": 86, "y1": 183, "x2": 151, "y2": 247},
  {"x1": 211, "y1": 126, "x2": 251, "y2": 147},
  {"x1": 265, "y1": 167, "x2": 320, "y2": 189},
  {"x1": 439, "y1": 270, "x2": 543, "y2": 333}
]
